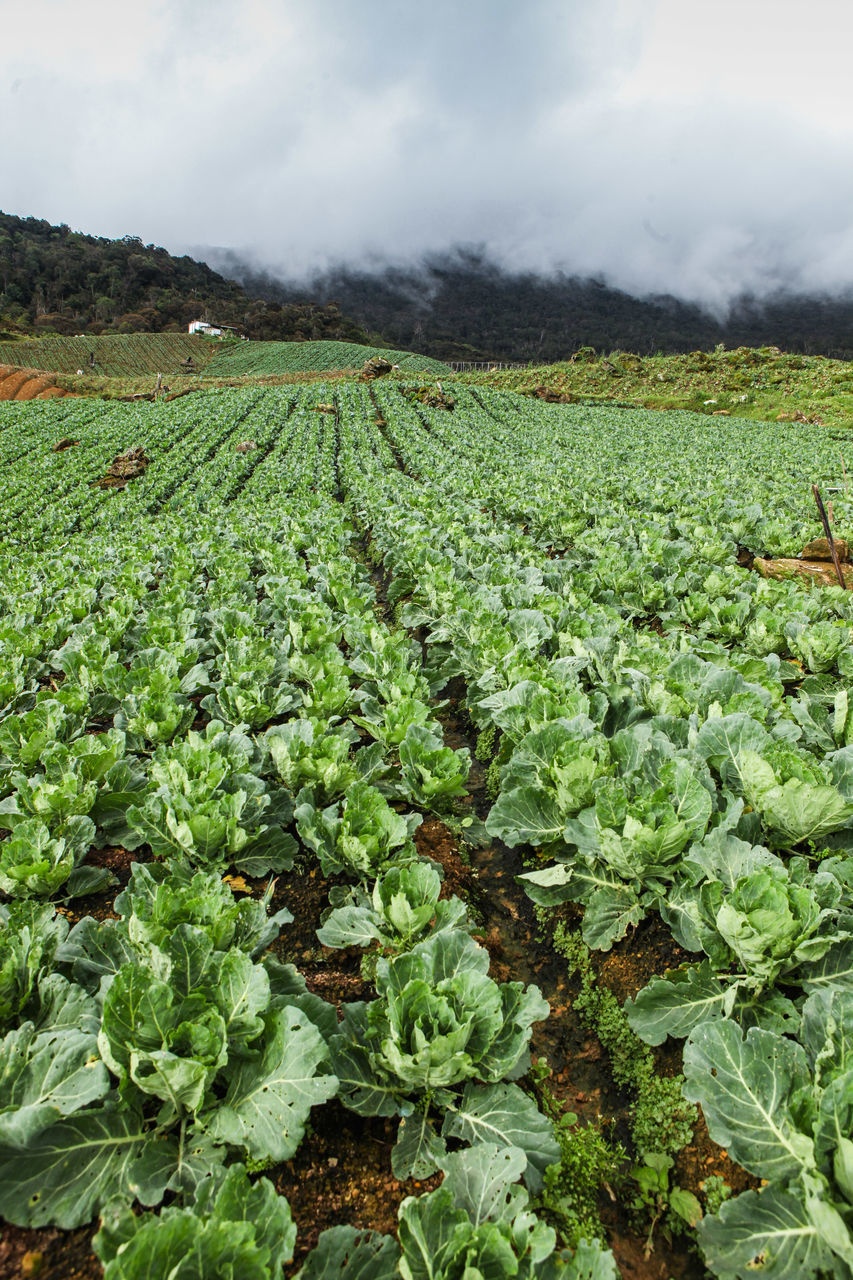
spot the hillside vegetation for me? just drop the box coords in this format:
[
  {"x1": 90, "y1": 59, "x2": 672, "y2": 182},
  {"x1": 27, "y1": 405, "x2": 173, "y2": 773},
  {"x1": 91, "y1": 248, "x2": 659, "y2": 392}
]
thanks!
[
  {"x1": 0, "y1": 334, "x2": 449, "y2": 393},
  {"x1": 0, "y1": 328, "x2": 849, "y2": 434},
  {"x1": 468, "y1": 344, "x2": 853, "y2": 434},
  {"x1": 0, "y1": 211, "x2": 369, "y2": 343}
]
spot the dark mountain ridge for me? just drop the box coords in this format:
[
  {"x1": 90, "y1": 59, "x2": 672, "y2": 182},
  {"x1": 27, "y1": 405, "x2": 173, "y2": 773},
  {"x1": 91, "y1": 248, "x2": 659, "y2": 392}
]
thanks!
[
  {"x1": 6, "y1": 209, "x2": 852, "y2": 363},
  {"x1": 207, "y1": 247, "x2": 853, "y2": 363}
]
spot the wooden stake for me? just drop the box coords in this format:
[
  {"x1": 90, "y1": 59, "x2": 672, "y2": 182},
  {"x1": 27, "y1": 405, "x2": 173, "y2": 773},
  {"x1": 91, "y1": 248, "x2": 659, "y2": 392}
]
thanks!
[{"x1": 813, "y1": 484, "x2": 848, "y2": 589}]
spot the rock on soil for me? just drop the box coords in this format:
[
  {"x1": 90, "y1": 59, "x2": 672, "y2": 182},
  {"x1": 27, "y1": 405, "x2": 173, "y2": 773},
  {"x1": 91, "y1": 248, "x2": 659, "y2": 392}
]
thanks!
[
  {"x1": 93, "y1": 445, "x2": 151, "y2": 490},
  {"x1": 361, "y1": 356, "x2": 395, "y2": 380},
  {"x1": 753, "y1": 555, "x2": 853, "y2": 587},
  {"x1": 800, "y1": 536, "x2": 850, "y2": 562}
]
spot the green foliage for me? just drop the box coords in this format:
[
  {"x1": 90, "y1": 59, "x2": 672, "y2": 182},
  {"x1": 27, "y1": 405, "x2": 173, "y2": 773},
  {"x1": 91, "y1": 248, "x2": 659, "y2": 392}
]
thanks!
[
  {"x1": 0, "y1": 210, "x2": 369, "y2": 343},
  {"x1": 0, "y1": 815, "x2": 102, "y2": 898},
  {"x1": 398, "y1": 724, "x2": 471, "y2": 810},
  {"x1": 0, "y1": 862, "x2": 336, "y2": 1228},
  {"x1": 541, "y1": 1121, "x2": 617, "y2": 1248},
  {"x1": 550, "y1": 924, "x2": 696, "y2": 1158},
  {"x1": 486, "y1": 755, "x2": 503, "y2": 799},
  {"x1": 531, "y1": 1059, "x2": 623, "y2": 1248},
  {"x1": 317, "y1": 863, "x2": 471, "y2": 954},
  {"x1": 0, "y1": 332, "x2": 216, "y2": 377},
  {"x1": 265, "y1": 719, "x2": 359, "y2": 805},
  {"x1": 126, "y1": 721, "x2": 297, "y2": 875},
  {"x1": 295, "y1": 780, "x2": 421, "y2": 880},
  {"x1": 93, "y1": 1164, "x2": 296, "y2": 1280},
  {"x1": 474, "y1": 724, "x2": 496, "y2": 761},
  {"x1": 629, "y1": 1076, "x2": 696, "y2": 1158},
  {"x1": 549, "y1": 919, "x2": 589, "y2": 971},
  {"x1": 701, "y1": 1174, "x2": 732, "y2": 1217},
  {"x1": 0, "y1": 901, "x2": 71, "y2": 1026},
  {"x1": 682, "y1": 994, "x2": 853, "y2": 1278},
  {"x1": 628, "y1": 1153, "x2": 703, "y2": 1258},
  {"x1": 471, "y1": 345, "x2": 853, "y2": 431}
]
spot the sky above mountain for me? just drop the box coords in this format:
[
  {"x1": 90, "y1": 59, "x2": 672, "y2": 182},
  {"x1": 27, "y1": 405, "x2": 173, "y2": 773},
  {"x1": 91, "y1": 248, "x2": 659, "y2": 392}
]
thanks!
[{"x1": 4, "y1": 0, "x2": 853, "y2": 310}]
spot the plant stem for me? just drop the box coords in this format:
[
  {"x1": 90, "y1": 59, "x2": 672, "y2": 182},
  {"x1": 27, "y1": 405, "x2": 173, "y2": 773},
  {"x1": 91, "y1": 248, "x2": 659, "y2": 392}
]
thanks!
[{"x1": 812, "y1": 484, "x2": 847, "y2": 589}]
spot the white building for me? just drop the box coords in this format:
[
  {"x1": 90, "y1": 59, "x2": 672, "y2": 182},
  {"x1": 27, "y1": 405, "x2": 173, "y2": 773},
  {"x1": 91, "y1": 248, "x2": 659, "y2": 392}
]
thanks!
[{"x1": 188, "y1": 320, "x2": 223, "y2": 336}]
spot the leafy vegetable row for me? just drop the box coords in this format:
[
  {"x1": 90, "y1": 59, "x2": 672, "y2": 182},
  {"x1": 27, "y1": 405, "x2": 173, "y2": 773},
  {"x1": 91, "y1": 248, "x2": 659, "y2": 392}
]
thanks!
[
  {"x1": 332, "y1": 381, "x2": 853, "y2": 1276},
  {"x1": 1, "y1": 385, "x2": 617, "y2": 1275}
]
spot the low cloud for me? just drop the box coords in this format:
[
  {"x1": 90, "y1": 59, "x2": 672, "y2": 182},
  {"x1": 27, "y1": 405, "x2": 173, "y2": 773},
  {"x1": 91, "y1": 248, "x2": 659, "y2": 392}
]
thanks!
[{"x1": 4, "y1": 0, "x2": 853, "y2": 310}]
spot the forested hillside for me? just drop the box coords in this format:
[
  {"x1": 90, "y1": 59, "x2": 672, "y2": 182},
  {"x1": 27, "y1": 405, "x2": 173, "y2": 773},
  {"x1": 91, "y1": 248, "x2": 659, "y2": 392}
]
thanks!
[
  {"x1": 0, "y1": 212, "x2": 369, "y2": 344},
  {"x1": 213, "y1": 247, "x2": 853, "y2": 363}
]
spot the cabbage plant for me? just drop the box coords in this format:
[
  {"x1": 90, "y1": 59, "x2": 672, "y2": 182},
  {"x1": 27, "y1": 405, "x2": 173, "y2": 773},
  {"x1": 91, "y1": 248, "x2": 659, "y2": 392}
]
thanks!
[
  {"x1": 295, "y1": 780, "x2": 421, "y2": 880},
  {"x1": 317, "y1": 863, "x2": 471, "y2": 953},
  {"x1": 126, "y1": 721, "x2": 296, "y2": 875},
  {"x1": 298, "y1": 1145, "x2": 617, "y2": 1280},
  {"x1": 0, "y1": 862, "x2": 337, "y2": 1228},
  {"x1": 94, "y1": 1164, "x2": 296, "y2": 1280},
  {"x1": 330, "y1": 929, "x2": 557, "y2": 1183},
  {"x1": 682, "y1": 989, "x2": 853, "y2": 1280}
]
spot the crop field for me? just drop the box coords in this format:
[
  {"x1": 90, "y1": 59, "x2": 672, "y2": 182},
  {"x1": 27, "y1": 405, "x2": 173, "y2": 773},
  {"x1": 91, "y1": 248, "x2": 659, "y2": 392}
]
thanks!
[
  {"x1": 201, "y1": 339, "x2": 450, "y2": 378},
  {"x1": 0, "y1": 333, "x2": 215, "y2": 378},
  {"x1": 2, "y1": 381, "x2": 853, "y2": 1279}
]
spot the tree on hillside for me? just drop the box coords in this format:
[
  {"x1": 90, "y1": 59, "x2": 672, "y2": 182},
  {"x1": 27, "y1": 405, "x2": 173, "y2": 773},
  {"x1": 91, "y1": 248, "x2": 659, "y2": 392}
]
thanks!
[{"x1": 0, "y1": 211, "x2": 370, "y2": 345}]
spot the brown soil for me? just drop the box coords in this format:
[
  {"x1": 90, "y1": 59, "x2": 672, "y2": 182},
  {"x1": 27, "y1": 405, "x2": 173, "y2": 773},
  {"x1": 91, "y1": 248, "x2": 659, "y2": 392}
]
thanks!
[
  {"x1": 279, "y1": 1103, "x2": 441, "y2": 1276},
  {"x1": 0, "y1": 370, "x2": 34, "y2": 400},
  {"x1": 532, "y1": 385, "x2": 574, "y2": 404},
  {"x1": 606, "y1": 1227, "x2": 696, "y2": 1280},
  {"x1": 14, "y1": 377, "x2": 41, "y2": 401},
  {"x1": 597, "y1": 917, "x2": 691, "y2": 1005},
  {"x1": 14, "y1": 376, "x2": 53, "y2": 401},
  {"x1": 676, "y1": 1111, "x2": 758, "y2": 1203},
  {"x1": 0, "y1": 1225, "x2": 98, "y2": 1280},
  {"x1": 0, "y1": 365, "x2": 68, "y2": 402},
  {"x1": 50, "y1": 847, "x2": 139, "y2": 935},
  {"x1": 415, "y1": 816, "x2": 477, "y2": 903},
  {"x1": 267, "y1": 862, "x2": 372, "y2": 1005}
]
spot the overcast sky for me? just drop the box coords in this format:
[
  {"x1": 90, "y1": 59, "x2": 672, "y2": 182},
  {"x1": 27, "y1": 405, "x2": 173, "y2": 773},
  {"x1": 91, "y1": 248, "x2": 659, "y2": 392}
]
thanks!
[{"x1": 4, "y1": 0, "x2": 853, "y2": 309}]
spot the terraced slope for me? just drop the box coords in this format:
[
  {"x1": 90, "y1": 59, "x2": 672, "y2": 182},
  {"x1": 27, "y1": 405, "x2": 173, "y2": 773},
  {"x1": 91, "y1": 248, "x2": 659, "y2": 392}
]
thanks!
[
  {"x1": 0, "y1": 333, "x2": 216, "y2": 377},
  {"x1": 202, "y1": 338, "x2": 449, "y2": 377}
]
